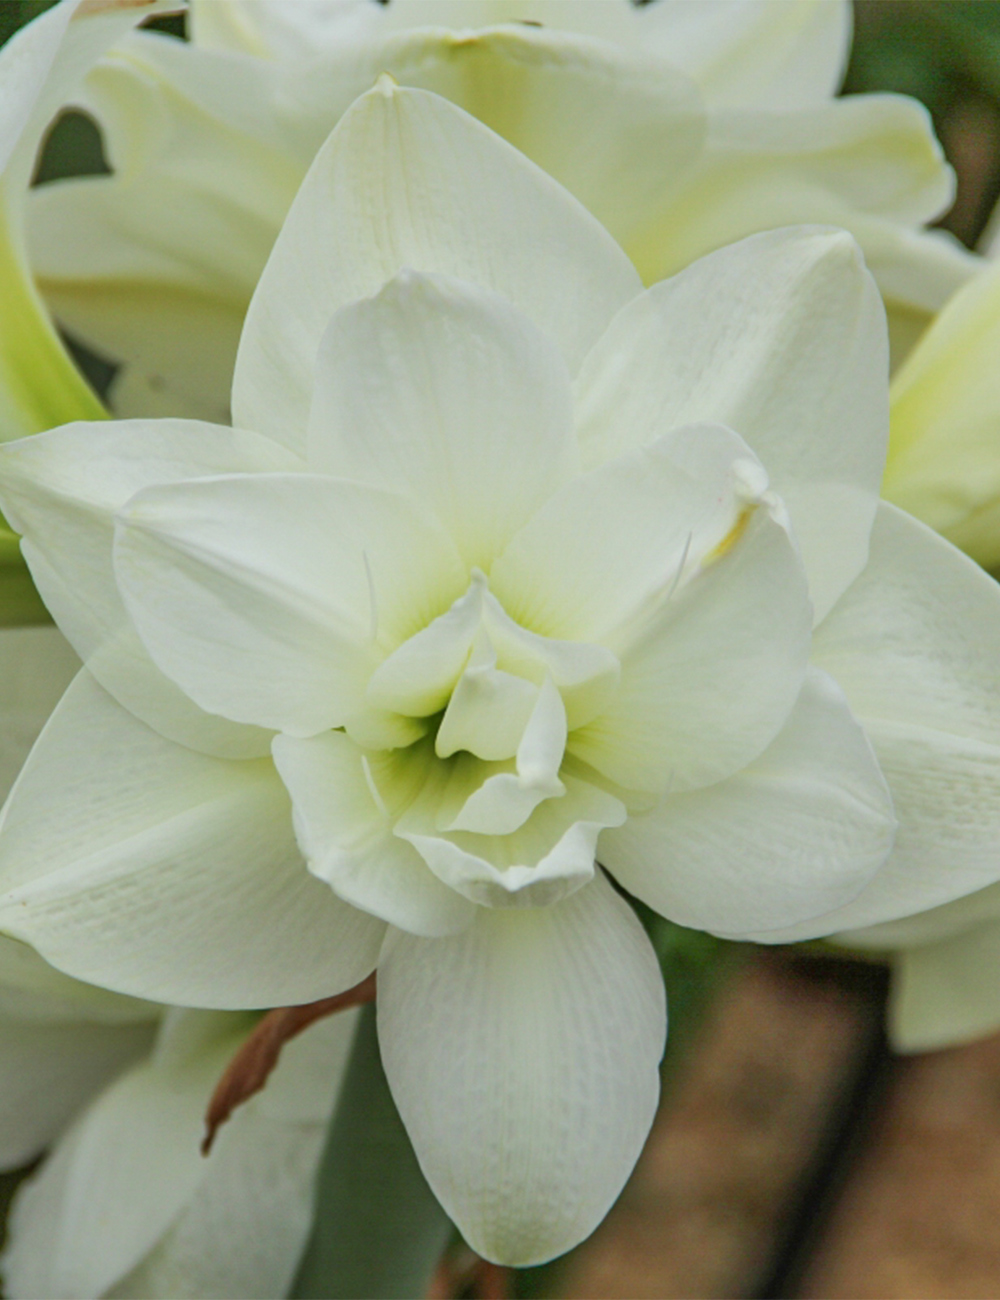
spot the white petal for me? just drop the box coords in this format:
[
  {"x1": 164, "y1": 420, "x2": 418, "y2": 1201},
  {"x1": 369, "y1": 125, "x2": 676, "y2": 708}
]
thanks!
[
  {"x1": 115, "y1": 472, "x2": 467, "y2": 736},
  {"x1": 271, "y1": 730, "x2": 475, "y2": 938},
  {"x1": 632, "y1": 0, "x2": 851, "y2": 109},
  {"x1": 889, "y1": 925, "x2": 1000, "y2": 1053},
  {"x1": 232, "y1": 80, "x2": 640, "y2": 454},
  {"x1": 0, "y1": 671, "x2": 385, "y2": 1007},
  {"x1": 190, "y1": 0, "x2": 380, "y2": 57},
  {"x1": 0, "y1": 421, "x2": 299, "y2": 757},
  {"x1": 26, "y1": 24, "x2": 304, "y2": 425},
  {"x1": 1, "y1": 1010, "x2": 248, "y2": 1300},
  {"x1": 0, "y1": 1, "x2": 175, "y2": 195},
  {"x1": 568, "y1": 505, "x2": 812, "y2": 796},
  {"x1": 576, "y1": 227, "x2": 888, "y2": 623},
  {"x1": 0, "y1": 1, "x2": 184, "y2": 442},
  {"x1": 492, "y1": 422, "x2": 771, "y2": 644},
  {"x1": 308, "y1": 271, "x2": 577, "y2": 569},
  {"x1": 0, "y1": 1012, "x2": 155, "y2": 1172},
  {"x1": 600, "y1": 668, "x2": 895, "y2": 935},
  {"x1": 104, "y1": 1011, "x2": 360, "y2": 1300},
  {"x1": 624, "y1": 94, "x2": 953, "y2": 289},
  {"x1": 755, "y1": 503, "x2": 1000, "y2": 941},
  {"x1": 377, "y1": 869, "x2": 665, "y2": 1266},
  {"x1": 0, "y1": 934, "x2": 153, "y2": 1027},
  {"x1": 0, "y1": 625, "x2": 78, "y2": 803},
  {"x1": 397, "y1": 769, "x2": 625, "y2": 908},
  {"x1": 883, "y1": 250, "x2": 1000, "y2": 568},
  {"x1": 287, "y1": 23, "x2": 704, "y2": 257}
]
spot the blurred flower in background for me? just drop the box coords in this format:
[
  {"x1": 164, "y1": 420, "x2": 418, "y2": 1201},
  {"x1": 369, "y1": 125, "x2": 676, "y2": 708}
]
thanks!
[{"x1": 21, "y1": 0, "x2": 972, "y2": 425}]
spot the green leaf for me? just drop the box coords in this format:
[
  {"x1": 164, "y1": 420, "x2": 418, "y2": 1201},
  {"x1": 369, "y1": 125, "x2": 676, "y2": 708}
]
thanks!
[
  {"x1": 291, "y1": 1003, "x2": 453, "y2": 1300},
  {"x1": 0, "y1": 528, "x2": 50, "y2": 627}
]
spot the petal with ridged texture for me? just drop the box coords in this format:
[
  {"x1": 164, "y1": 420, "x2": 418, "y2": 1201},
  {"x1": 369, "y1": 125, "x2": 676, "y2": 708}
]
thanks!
[
  {"x1": 115, "y1": 473, "x2": 467, "y2": 735},
  {"x1": 232, "y1": 81, "x2": 640, "y2": 454},
  {"x1": 753, "y1": 503, "x2": 1000, "y2": 942},
  {"x1": 272, "y1": 730, "x2": 475, "y2": 937},
  {"x1": 377, "y1": 869, "x2": 665, "y2": 1266},
  {"x1": 576, "y1": 227, "x2": 888, "y2": 624},
  {"x1": 308, "y1": 272, "x2": 576, "y2": 569},
  {"x1": 600, "y1": 668, "x2": 895, "y2": 935},
  {"x1": 0, "y1": 421, "x2": 299, "y2": 756},
  {"x1": 0, "y1": 672, "x2": 385, "y2": 1007}
]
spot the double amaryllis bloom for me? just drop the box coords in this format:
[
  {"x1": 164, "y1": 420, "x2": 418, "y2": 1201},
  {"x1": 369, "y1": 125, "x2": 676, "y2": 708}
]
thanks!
[{"x1": 4, "y1": 81, "x2": 1000, "y2": 1264}]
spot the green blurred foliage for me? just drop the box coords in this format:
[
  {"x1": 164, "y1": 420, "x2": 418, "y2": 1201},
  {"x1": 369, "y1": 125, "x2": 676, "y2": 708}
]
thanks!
[
  {"x1": 0, "y1": 1, "x2": 55, "y2": 49},
  {"x1": 846, "y1": 1, "x2": 1000, "y2": 246}
]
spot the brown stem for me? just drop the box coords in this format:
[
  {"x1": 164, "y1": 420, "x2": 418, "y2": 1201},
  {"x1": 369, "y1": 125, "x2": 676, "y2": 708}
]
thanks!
[{"x1": 201, "y1": 971, "x2": 377, "y2": 1155}]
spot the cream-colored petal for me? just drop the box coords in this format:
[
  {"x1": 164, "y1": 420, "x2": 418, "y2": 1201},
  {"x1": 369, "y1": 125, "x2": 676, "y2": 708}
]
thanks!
[
  {"x1": 754, "y1": 504, "x2": 1000, "y2": 941},
  {"x1": 115, "y1": 472, "x2": 467, "y2": 735},
  {"x1": 377, "y1": 869, "x2": 665, "y2": 1265},
  {"x1": 232, "y1": 80, "x2": 640, "y2": 453},
  {"x1": 307, "y1": 271, "x2": 577, "y2": 570},
  {"x1": 600, "y1": 668, "x2": 895, "y2": 935},
  {"x1": 0, "y1": 671, "x2": 385, "y2": 1007},
  {"x1": 577, "y1": 227, "x2": 887, "y2": 623},
  {"x1": 271, "y1": 730, "x2": 475, "y2": 938},
  {"x1": 884, "y1": 251, "x2": 1000, "y2": 568},
  {"x1": 0, "y1": 420, "x2": 298, "y2": 757}
]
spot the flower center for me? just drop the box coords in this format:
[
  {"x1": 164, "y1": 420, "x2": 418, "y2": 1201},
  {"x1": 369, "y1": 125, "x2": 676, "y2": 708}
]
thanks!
[{"x1": 351, "y1": 569, "x2": 620, "y2": 837}]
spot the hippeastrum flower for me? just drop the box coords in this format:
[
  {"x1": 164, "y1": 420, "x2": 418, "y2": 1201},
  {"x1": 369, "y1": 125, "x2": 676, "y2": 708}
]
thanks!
[
  {"x1": 0, "y1": 632, "x2": 361, "y2": 1300},
  {"x1": 27, "y1": 0, "x2": 974, "y2": 425},
  {"x1": 4, "y1": 84, "x2": 1000, "y2": 1264}
]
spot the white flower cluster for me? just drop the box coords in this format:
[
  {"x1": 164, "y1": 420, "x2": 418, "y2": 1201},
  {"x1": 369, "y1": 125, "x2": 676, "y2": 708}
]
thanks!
[{"x1": 1, "y1": 0, "x2": 1000, "y2": 1293}]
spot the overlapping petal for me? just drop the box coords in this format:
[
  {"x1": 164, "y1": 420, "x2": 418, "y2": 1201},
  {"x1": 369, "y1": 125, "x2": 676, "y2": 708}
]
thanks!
[
  {"x1": 752, "y1": 504, "x2": 1000, "y2": 941},
  {"x1": 883, "y1": 252, "x2": 1000, "y2": 567},
  {"x1": 377, "y1": 869, "x2": 665, "y2": 1266},
  {"x1": 0, "y1": 0, "x2": 178, "y2": 440},
  {"x1": 115, "y1": 472, "x2": 468, "y2": 735},
  {"x1": 0, "y1": 420, "x2": 298, "y2": 756},
  {"x1": 566, "y1": 505, "x2": 811, "y2": 797},
  {"x1": 396, "y1": 766, "x2": 626, "y2": 908},
  {"x1": 0, "y1": 1010, "x2": 154, "y2": 1172},
  {"x1": 575, "y1": 226, "x2": 888, "y2": 623},
  {"x1": 0, "y1": 1010, "x2": 246, "y2": 1300},
  {"x1": 232, "y1": 80, "x2": 641, "y2": 453},
  {"x1": 307, "y1": 271, "x2": 577, "y2": 569},
  {"x1": 491, "y1": 423, "x2": 772, "y2": 643},
  {"x1": 629, "y1": 0, "x2": 851, "y2": 109},
  {"x1": 271, "y1": 730, "x2": 475, "y2": 937},
  {"x1": 600, "y1": 669, "x2": 895, "y2": 935},
  {"x1": 0, "y1": 672, "x2": 385, "y2": 1007}
]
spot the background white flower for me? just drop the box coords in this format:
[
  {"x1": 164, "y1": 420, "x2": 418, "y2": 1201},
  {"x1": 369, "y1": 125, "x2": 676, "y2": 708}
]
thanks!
[{"x1": 24, "y1": 0, "x2": 973, "y2": 426}]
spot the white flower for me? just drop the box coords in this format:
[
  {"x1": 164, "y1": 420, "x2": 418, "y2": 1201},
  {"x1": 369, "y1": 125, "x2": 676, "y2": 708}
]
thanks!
[
  {"x1": 27, "y1": 0, "x2": 975, "y2": 425},
  {"x1": 0, "y1": 631, "x2": 359, "y2": 1300},
  {"x1": 4, "y1": 83, "x2": 1000, "y2": 1264}
]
